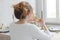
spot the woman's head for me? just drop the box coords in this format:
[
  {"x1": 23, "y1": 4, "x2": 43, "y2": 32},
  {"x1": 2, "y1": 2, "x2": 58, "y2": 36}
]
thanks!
[{"x1": 13, "y1": 1, "x2": 33, "y2": 20}]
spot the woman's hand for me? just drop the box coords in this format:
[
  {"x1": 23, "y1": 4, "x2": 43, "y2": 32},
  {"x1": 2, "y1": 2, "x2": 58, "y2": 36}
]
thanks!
[
  {"x1": 35, "y1": 18, "x2": 47, "y2": 31},
  {"x1": 34, "y1": 17, "x2": 44, "y2": 26}
]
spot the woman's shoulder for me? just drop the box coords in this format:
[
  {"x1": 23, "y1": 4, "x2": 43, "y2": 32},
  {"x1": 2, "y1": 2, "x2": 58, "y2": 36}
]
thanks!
[
  {"x1": 9, "y1": 22, "x2": 38, "y2": 28},
  {"x1": 26, "y1": 23, "x2": 39, "y2": 29},
  {"x1": 26, "y1": 23, "x2": 37, "y2": 26}
]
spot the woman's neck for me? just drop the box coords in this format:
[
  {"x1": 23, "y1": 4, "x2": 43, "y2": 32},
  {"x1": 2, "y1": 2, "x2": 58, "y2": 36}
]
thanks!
[{"x1": 16, "y1": 19, "x2": 27, "y2": 24}]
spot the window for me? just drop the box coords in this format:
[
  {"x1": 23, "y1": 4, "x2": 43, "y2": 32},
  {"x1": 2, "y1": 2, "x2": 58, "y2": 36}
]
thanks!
[
  {"x1": 43, "y1": 0, "x2": 60, "y2": 23},
  {"x1": 46, "y1": 0, "x2": 56, "y2": 18}
]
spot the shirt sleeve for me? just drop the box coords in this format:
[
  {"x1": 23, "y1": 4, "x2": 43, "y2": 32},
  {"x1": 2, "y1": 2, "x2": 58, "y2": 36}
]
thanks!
[{"x1": 30, "y1": 24, "x2": 51, "y2": 40}]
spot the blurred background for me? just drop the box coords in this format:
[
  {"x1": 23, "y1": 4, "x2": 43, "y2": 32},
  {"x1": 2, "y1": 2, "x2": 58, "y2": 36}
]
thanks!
[{"x1": 0, "y1": 0, "x2": 60, "y2": 40}]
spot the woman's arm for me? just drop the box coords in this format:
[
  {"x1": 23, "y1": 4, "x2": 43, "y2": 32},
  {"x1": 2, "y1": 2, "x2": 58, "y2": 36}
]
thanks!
[
  {"x1": 38, "y1": 19, "x2": 51, "y2": 35},
  {"x1": 33, "y1": 17, "x2": 50, "y2": 34}
]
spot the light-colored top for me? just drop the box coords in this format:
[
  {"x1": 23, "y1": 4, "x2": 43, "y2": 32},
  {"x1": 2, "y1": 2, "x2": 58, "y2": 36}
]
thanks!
[{"x1": 9, "y1": 23, "x2": 51, "y2": 40}]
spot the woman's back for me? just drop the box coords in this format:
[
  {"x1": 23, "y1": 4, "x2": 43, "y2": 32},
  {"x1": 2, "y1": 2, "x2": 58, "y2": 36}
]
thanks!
[{"x1": 10, "y1": 23, "x2": 51, "y2": 40}]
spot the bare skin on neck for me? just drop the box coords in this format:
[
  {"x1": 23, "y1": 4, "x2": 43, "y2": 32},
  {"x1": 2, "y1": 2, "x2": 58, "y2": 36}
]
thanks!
[{"x1": 15, "y1": 19, "x2": 26, "y2": 24}]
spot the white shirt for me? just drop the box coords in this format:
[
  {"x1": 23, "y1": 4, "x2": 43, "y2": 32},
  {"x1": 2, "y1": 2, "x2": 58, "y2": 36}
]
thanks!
[{"x1": 9, "y1": 23, "x2": 51, "y2": 40}]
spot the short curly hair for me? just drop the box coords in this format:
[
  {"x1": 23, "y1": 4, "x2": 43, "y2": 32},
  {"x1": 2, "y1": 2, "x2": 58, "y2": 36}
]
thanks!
[{"x1": 13, "y1": 1, "x2": 33, "y2": 19}]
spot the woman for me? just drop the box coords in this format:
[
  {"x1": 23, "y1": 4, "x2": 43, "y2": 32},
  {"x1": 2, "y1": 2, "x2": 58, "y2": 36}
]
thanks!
[{"x1": 9, "y1": 1, "x2": 51, "y2": 40}]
